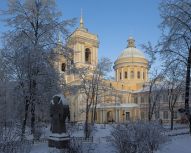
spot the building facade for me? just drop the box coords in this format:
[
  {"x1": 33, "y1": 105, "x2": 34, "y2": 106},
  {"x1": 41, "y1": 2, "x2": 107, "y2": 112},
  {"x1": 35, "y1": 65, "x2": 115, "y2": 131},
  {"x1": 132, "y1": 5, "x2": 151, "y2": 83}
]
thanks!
[{"x1": 54, "y1": 16, "x2": 184, "y2": 124}]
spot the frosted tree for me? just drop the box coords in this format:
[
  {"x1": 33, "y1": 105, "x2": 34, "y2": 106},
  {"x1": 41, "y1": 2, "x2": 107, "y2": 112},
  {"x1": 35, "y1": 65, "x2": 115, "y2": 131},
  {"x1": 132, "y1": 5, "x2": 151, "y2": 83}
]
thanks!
[
  {"x1": 78, "y1": 57, "x2": 112, "y2": 139},
  {"x1": 158, "y1": 0, "x2": 191, "y2": 133},
  {"x1": 0, "y1": 51, "x2": 8, "y2": 124},
  {"x1": 165, "y1": 64, "x2": 184, "y2": 130},
  {"x1": 139, "y1": 69, "x2": 164, "y2": 121},
  {"x1": 1, "y1": 0, "x2": 75, "y2": 138}
]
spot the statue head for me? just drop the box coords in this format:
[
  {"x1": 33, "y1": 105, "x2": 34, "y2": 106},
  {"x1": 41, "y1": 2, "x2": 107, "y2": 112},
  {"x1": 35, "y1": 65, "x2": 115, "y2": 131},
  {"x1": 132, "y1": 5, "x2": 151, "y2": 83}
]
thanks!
[
  {"x1": 51, "y1": 94, "x2": 69, "y2": 106},
  {"x1": 53, "y1": 96, "x2": 61, "y2": 105}
]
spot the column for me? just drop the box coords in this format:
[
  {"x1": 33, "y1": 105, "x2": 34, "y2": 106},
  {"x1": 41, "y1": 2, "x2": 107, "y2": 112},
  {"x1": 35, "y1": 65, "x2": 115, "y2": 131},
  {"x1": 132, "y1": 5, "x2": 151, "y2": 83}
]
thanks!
[
  {"x1": 128, "y1": 67, "x2": 130, "y2": 80},
  {"x1": 82, "y1": 45, "x2": 85, "y2": 63},
  {"x1": 141, "y1": 67, "x2": 143, "y2": 80},
  {"x1": 100, "y1": 110, "x2": 102, "y2": 124},
  {"x1": 95, "y1": 48, "x2": 98, "y2": 65},
  {"x1": 118, "y1": 109, "x2": 121, "y2": 122},
  {"x1": 91, "y1": 47, "x2": 94, "y2": 65},
  {"x1": 134, "y1": 67, "x2": 137, "y2": 79},
  {"x1": 115, "y1": 109, "x2": 118, "y2": 122},
  {"x1": 103, "y1": 110, "x2": 106, "y2": 123},
  {"x1": 146, "y1": 69, "x2": 148, "y2": 81},
  {"x1": 79, "y1": 44, "x2": 82, "y2": 63},
  {"x1": 135, "y1": 109, "x2": 137, "y2": 120},
  {"x1": 116, "y1": 69, "x2": 119, "y2": 81},
  {"x1": 101, "y1": 109, "x2": 104, "y2": 123},
  {"x1": 122, "y1": 68, "x2": 124, "y2": 80}
]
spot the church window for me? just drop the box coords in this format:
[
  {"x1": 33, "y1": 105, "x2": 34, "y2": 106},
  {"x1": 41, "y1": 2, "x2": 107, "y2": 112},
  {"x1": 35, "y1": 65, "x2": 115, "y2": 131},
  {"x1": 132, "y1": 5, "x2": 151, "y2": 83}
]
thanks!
[
  {"x1": 85, "y1": 48, "x2": 91, "y2": 64},
  {"x1": 130, "y1": 71, "x2": 134, "y2": 79},
  {"x1": 125, "y1": 71, "x2": 128, "y2": 78},
  {"x1": 137, "y1": 71, "x2": 140, "y2": 79},
  {"x1": 61, "y1": 63, "x2": 66, "y2": 72}
]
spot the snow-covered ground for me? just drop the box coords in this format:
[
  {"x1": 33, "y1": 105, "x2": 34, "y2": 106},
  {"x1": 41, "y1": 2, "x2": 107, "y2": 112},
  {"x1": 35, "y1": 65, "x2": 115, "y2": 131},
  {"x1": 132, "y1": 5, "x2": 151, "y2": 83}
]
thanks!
[
  {"x1": 30, "y1": 124, "x2": 191, "y2": 153},
  {"x1": 157, "y1": 135, "x2": 191, "y2": 153}
]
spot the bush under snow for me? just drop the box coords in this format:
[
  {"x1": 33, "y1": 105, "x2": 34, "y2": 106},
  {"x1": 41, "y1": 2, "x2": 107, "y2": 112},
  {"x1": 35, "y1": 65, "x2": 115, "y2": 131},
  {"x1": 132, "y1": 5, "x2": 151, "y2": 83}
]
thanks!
[{"x1": 111, "y1": 121, "x2": 168, "y2": 153}]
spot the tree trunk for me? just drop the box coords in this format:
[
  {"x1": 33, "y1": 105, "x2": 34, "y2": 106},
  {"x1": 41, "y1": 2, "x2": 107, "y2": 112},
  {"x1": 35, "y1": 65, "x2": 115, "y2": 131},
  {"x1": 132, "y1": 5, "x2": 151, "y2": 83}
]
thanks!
[
  {"x1": 93, "y1": 83, "x2": 99, "y2": 123},
  {"x1": 31, "y1": 79, "x2": 36, "y2": 136},
  {"x1": 185, "y1": 47, "x2": 191, "y2": 134},
  {"x1": 31, "y1": 102, "x2": 36, "y2": 136},
  {"x1": 170, "y1": 110, "x2": 174, "y2": 130},
  {"x1": 148, "y1": 85, "x2": 153, "y2": 121},
  {"x1": 21, "y1": 98, "x2": 29, "y2": 140},
  {"x1": 91, "y1": 95, "x2": 95, "y2": 125},
  {"x1": 84, "y1": 98, "x2": 89, "y2": 139},
  {"x1": 148, "y1": 97, "x2": 151, "y2": 121}
]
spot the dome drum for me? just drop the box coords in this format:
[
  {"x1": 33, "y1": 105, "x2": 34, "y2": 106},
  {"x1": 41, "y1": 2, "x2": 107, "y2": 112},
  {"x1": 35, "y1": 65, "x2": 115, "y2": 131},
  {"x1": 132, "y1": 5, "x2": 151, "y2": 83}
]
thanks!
[{"x1": 114, "y1": 37, "x2": 148, "y2": 84}]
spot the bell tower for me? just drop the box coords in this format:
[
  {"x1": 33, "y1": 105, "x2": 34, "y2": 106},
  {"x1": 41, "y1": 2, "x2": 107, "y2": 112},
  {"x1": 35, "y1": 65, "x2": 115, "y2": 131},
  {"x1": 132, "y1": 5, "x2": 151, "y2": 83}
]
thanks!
[{"x1": 67, "y1": 13, "x2": 99, "y2": 69}]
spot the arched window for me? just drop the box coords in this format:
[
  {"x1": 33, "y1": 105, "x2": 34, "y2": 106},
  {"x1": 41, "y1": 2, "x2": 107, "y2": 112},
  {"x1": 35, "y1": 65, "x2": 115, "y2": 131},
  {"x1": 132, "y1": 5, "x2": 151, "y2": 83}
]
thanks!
[
  {"x1": 61, "y1": 63, "x2": 66, "y2": 72},
  {"x1": 130, "y1": 71, "x2": 134, "y2": 79},
  {"x1": 125, "y1": 71, "x2": 128, "y2": 79},
  {"x1": 85, "y1": 48, "x2": 91, "y2": 64},
  {"x1": 137, "y1": 71, "x2": 140, "y2": 79}
]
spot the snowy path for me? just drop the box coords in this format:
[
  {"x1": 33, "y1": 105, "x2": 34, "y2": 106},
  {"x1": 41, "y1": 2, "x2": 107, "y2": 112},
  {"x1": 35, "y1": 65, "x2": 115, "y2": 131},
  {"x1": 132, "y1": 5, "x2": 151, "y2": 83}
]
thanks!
[
  {"x1": 156, "y1": 135, "x2": 191, "y2": 153},
  {"x1": 30, "y1": 144, "x2": 49, "y2": 153}
]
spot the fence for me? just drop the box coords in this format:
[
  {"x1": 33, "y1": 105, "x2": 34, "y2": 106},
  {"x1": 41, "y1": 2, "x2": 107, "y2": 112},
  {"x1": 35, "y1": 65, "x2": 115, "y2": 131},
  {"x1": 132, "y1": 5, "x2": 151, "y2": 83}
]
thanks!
[
  {"x1": 71, "y1": 136, "x2": 93, "y2": 143},
  {"x1": 33, "y1": 136, "x2": 94, "y2": 144}
]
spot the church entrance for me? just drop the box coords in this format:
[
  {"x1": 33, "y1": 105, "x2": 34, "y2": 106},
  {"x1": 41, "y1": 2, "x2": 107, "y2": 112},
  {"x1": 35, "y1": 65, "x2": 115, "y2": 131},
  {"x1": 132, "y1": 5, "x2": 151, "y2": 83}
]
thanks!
[{"x1": 107, "y1": 111, "x2": 114, "y2": 123}]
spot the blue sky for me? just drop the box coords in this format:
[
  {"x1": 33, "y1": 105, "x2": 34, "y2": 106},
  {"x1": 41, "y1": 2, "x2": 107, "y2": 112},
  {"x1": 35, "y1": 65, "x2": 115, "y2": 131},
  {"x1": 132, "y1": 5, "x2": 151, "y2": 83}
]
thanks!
[
  {"x1": 58, "y1": 0, "x2": 161, "y2": 61},
  {"x1": 0, "y1": 0, "x2": 161, "y2": 73}
]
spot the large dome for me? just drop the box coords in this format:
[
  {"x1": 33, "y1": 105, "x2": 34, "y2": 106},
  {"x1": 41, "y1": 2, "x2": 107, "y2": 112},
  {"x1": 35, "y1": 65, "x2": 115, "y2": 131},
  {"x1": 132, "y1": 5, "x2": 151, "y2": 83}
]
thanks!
[
  {"x1": 117, "y1": 37, "x2": 145, "y2": 60},
  {"x1": 117, "y1": 47, "x2": 145, "y2": 60}
]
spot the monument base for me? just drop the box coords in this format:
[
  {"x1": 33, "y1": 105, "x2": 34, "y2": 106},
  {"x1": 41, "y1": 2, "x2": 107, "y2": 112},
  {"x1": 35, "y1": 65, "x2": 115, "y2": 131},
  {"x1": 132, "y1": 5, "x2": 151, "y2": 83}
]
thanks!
[{"x1": 48, "y1": 133, "x2": 70, "y2": 149}]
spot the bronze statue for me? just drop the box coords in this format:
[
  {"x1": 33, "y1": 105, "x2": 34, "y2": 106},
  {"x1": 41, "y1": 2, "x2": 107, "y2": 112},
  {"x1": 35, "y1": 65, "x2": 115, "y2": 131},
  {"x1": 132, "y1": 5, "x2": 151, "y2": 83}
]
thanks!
[
  {"x1": 50, "y1": 95, "x2": 70, "y2": 133},
  {"x1": 48, "y1": 94, "x2": 70, "y2": 149}
]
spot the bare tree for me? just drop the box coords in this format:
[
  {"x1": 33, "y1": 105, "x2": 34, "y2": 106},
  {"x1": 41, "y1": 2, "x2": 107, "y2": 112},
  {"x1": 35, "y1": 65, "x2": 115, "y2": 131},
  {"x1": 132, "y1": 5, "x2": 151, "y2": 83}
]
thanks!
[
  {"x1": 0, "y1": 51, "x2": 8, "y2": 124},
  {"x1": 90, "y1": 58, "x2": 112, "y2": 124},
  {"x1": 1, "y1": 0, "x2": 75, "y2": 138},
  {"x1": 145, "y1": 70, "x2": 164, "y2": 121},
  {"x1": 165, "y1": 64, "x2": 184, "y2": 130},
  {"x1": 78, "y1": 57, "x2": 112, "y2": 138},
  {"x1": 158, "y1": 0, "x2": 191, "y2": 133}
]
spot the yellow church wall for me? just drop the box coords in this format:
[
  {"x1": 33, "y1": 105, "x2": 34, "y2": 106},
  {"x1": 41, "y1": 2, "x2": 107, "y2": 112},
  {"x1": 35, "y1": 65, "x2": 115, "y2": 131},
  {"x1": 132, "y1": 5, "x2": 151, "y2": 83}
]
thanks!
[
  {"x1": 93, "y1": 107, "x2": 140, "y2": 124},
  {"x1": 56, "y1": 17, "x2": 164, "y2": 124}
]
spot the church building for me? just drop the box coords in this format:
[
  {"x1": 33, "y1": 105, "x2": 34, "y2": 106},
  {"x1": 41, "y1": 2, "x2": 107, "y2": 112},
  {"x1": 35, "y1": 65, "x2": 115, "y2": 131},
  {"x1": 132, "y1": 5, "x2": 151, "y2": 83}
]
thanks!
[{"x1": 54, "y1": 15, "x2": 184, "y2": 124}]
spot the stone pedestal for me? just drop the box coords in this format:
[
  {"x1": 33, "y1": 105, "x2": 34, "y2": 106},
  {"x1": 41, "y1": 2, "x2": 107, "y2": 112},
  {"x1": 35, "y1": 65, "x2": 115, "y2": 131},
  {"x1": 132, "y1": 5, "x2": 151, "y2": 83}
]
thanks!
[{"x1": 48, "y1": 133, "x2": 70, "y2": 149}]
